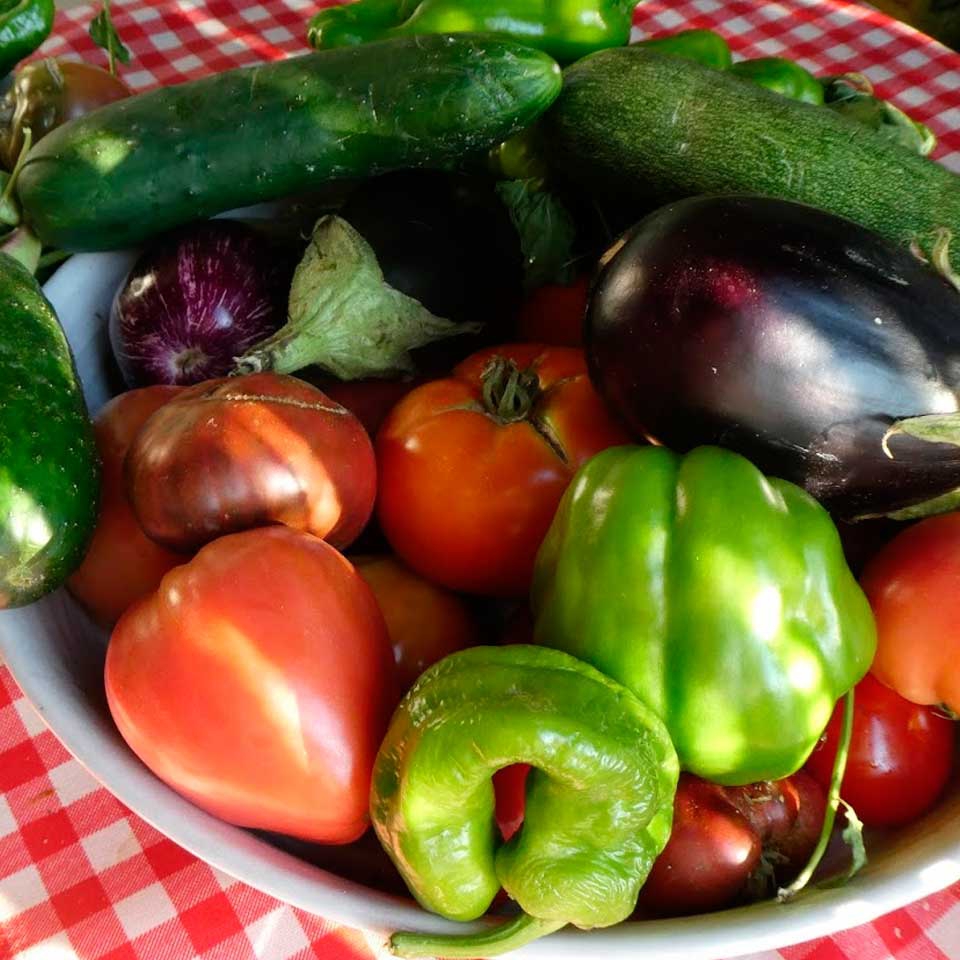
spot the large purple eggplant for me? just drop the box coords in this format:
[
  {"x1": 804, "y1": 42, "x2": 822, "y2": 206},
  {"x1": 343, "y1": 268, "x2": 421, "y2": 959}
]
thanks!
[{"x1": 586, "y1": 194, "x2": 960, "y2": 519}]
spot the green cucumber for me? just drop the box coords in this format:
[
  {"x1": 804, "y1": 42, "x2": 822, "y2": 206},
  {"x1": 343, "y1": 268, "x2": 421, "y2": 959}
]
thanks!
[
  {"x1": 542, "y1": 48, "x2": 960, "y2": 279},
  {"x1": 17, "y1": 34, "x2": 562, "y2": 252},
  {"x1": 0, "y1": 253, "x2": 99, "y2": 607}
]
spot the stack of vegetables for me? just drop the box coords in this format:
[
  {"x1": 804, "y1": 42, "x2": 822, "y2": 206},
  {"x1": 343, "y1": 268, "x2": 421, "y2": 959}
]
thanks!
[{"x1": 1, "y1": 2, "x2": 959, "y2": 957}]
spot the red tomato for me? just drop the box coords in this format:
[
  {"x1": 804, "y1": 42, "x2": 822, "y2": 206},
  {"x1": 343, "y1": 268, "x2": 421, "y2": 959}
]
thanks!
[
  {"x1": 67, "y1": 386, "x2": 186, "y2": 628},
  {"x1": 860, "y1": 512, "x2": 960, "y2": 711},
  {"x1": 515, "y1": 275, "x2": 590, "y2": 347},
  {"x1": 301, "y1": 373, "x2": 426, "y2": 438},
  {"x1": 105, "y1": 526, "x2": 398, "y2": 843},
  {"x1": 352, "y1": 554, "x2": 478, "y2": 694},
  {"x1": 493, "y1": 763, "x2": 530, "y2": 842},
  {"x1": 804, "y1": 673, "x2": 955, "y2": 828},
  {"x1": 376, "y1": 344, "x2": 631, "y2": 595}
]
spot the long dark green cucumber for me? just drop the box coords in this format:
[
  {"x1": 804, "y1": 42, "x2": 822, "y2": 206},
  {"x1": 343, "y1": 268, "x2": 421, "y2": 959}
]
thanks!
[
  {"x1": 17, "y1": 34, "x2": 562, "y2": 251},
  {"x1": 541, "y1": 47, "x2": 960, "y2": 276},
  {"x1": 0, "y1": 253, "x2": 99, "y2": 607}
]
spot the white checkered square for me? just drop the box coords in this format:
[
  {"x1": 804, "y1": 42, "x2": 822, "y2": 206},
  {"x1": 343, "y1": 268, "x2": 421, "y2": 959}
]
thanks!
[
  {"x1": 172, "y1": 53, "x2": 205, "y2": 72},
  {"x1": 219, "y1": 37, "x2": 248, "y2": 55},
  {"x1": 263, "y1": 25, "x2": 294, "y2": 43},
  {"x1": 935, "y1": 70, "x2": 960, "y2": 91},
  {"x1": 197, "y1": 18, "x2": 229, "y2": 36},
  {"x1": 47, "y1": 760, "x2": 99, "y2": 807},
  {"x1": 283, "y1": 0, "x2": 315, "y2": 10},
  {"x1": 896, "y1": 47, "x2": 933, "y2": 68},
  {"x1": 897, "y1": 86, "x2": 934, "y2": 107},
  {"x1": 862, "y1": 25, "x2": 896, "y2": 47},
  {"x1": 18, "y1": 932, "x2": 75, "y2": 960},
  {"x1": 13, "y1": 698, "x2": 47, "y2": 739},
  {"x1": 129, "y1": 5, "x2": 161, "y2": 21},
  {"x1": 114, "y1": 882, "x2": 178, "y2": 940},
  {"x1": 938, "y1": 106, "x2": 960, "y2": 130},
  {"x1": 926, "y1": 900, "x2": 960, "y2": 956},
  {"x1": 124, "y1": 70, "x2": 159, "y2": 90},
  {"x1": 0, "y1": 864, "x2": 48, "y2": 921},
  {"x1": 0, "y1": 794, "x2": 15, "y2": 838},
  {"x1": 152, "y1": 30, "x2": 181, "y2": 51},
  {"x1": 247, "y1": 907, "x2": 310, "y2": 960},
  {"x1": 81, "y1": 819, "x2": 142, "y2": 873},
  {"x1": 791, "y1": 22, "x2": 824, "y2": 41},
  {"x1": 720, "y1": 15, "x2": 755, "y2": 35},
  {"x1": 752, "y1": 37, "x2": 789, "y2": 56},
  {"x1": 240, "y1": 4, "x2": 270, "y2": 22},
  {"x1": 651, "y1": 8, "x2": 686, "y2": 30}
]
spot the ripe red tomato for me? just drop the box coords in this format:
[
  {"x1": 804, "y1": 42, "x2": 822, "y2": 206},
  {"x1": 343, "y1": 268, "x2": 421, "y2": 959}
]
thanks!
[
  {"x1": 67, "y1": 386, "x2": 186, "y2": 628},
  {"x1": 515, "y1": 275, "x2": 589, "y2": 347},
  {"x1": 105, "y1": 526, "x2": 398, "y2": 843},
  {"x1": 352, "y1": 554, "x2": 478, "y2": 694},
  {"x1": 860, "y1": 512, "x2": 960, "y2": 711},
  {"x1": 804, "y1": 673, "x2": 955, "y2": 828},
  {"x1": 376, "y1": 344, "x2": 630, "y2": 595}
]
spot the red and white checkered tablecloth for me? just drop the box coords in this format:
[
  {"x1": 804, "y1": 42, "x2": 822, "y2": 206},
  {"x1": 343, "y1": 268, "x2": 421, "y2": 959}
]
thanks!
[{"x1": 3, "y1": 0, "x2": 960, "y2": 958}]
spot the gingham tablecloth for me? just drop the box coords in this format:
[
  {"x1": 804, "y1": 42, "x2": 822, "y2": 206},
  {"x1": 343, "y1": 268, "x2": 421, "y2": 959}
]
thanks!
[{"x1": 2, "y1": 1, "x2": 960, "y2": 958}]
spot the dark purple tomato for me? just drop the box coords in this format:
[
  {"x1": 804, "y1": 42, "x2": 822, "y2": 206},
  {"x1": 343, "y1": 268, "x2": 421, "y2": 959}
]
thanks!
[
  {"x1": 587, "y1": 194, "x2": 960, "y2": 519},
  {"x1": 109, "y1": 219, "x2": 289, "y2": 387}
]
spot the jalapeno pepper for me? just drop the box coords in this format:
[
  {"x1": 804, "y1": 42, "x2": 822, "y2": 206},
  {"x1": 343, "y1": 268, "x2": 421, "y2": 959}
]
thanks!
[
  {"x1": 730, "y1": 57, "x2": 824, "y2": 105},
  {"x1": 0, "y1": 0, "x2": 54, "y2": 79},
  {"x1": 371, "y1": 644, "x2": 679, "y2": 957},
  {"x1": 633, "y1": 28, "x2": 732, "y2": 69},
  {"x1": 308, "y1": 0, "x2": 636, "y2": 63}
]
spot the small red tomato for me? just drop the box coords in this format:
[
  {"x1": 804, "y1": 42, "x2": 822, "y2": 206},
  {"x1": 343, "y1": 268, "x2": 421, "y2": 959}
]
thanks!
[
  {"x1": 804, "y1": 673, "x2": 954, "y2": 828},
  {"x1": 125, "y1": 372, "x2": 376, "y2": 553},
  {"x1": 516, "y1": 275, "x2": 590, "y2": 347},
  {"x1": 301, "y1": 373, "x2": 426, "y2": 438},
  {"x1": 67, "y1": 386, "x2": 186, "y2": 628},
  {"x1": 106, "y1": 526, "x2": 398, "y2": 843},
  {"x1": 376, "y1": 344, "x2": 630, "y2": 595},
  {"x1": 352, "y1": 554, "x2": 478, "y2": 694},
  {"x1": 860, "y1": 512, "x2": 960, "y2": 711}
]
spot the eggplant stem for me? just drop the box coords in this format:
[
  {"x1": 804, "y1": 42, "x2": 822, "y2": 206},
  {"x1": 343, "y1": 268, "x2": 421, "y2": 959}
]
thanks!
[
  {"x1": 777, "y1": 688, "x2": 858, "y2": 902},
  {"x1": 389, "y1": 914, "x2": 566, "y2": 959}
]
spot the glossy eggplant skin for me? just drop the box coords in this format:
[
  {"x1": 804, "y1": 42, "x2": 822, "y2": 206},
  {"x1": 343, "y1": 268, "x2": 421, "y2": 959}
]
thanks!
[{"x1": 586, "y1": 195, "x2": 960, "y2": 518}]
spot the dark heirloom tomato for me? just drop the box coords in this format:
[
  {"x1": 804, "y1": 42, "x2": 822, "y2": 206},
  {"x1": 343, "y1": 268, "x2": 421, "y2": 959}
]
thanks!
[
  {"x1": 635, "y1": 772, "x2": 826, "y2": 917},
  {"x1": 125, "y1": 372, "x2": 376, "y2": 553},
  {"x1": 376, "y1": 344, "x2": 630, "y2": 596},
  {"x1": 67, "y1": 386, "x2": 186, "y2": 628},
  {"x1": 105, "y1": 526, "x2": 398, "y2": 843}
]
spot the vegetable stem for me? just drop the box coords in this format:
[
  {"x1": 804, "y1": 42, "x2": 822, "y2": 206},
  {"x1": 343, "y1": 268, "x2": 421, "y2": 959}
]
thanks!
[
  {"x1": 481, "y1": 356, "x2": 541, "y2": 423},
  {"x1": 777, "y1": 688, "x2": 858, "y2": 901},
  {"x1": 390, "y1": 914, "x2": 566, "y2": 959}
]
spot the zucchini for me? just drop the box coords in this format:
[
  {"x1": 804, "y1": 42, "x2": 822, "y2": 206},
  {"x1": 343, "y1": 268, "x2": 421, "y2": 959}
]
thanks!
[
  {"x1": 17, "y1": 34, "x2": 562, "y2": 252},
  {"x1": 541, "y1": 48, "x2": 960, "y2": 278},
  {"x1": 0, "y1": 253, "x2": 99, "y2": 607}
]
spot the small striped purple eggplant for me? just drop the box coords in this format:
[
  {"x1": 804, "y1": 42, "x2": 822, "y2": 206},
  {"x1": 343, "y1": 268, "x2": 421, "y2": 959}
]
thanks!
[
  {"x1": 586, "y1": 194, "x2": 960, "y2": 520},
  {"x1": 109, "y1": 219, "x2": 289, "y2": 387}
]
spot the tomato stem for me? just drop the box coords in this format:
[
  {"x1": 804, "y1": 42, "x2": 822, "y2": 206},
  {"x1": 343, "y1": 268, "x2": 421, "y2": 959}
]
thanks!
[
  {"x1": 389, "y1": 913, "x2": 565, "y2": 958},
  {"x1": 776, "y1": 688, "x2": 857, "y2": 902},
  {"x1": 481, "y1": 356, "x2": 541, "y2": 423}
]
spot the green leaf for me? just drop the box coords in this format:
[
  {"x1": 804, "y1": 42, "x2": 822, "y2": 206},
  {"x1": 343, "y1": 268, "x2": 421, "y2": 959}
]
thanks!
[
  {"x1": 233, "y1": 215, "x2": 479, "y2": 381},
  {"x1": 495, "y1": 178, "x2": 577, "y2": 291},
  {"x1": 89, "y1": 1, "x2": 131, "y2": 71},
  {"x1": 817, "y1": 801, "x2": 867, "y2": 889},
  {"x1": 882, "y1": 412, "x2": 960, "y2": 455}
]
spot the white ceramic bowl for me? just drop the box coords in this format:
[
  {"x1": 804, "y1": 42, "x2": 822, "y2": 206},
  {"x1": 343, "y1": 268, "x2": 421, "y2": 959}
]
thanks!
[{"x1": 2, "y1": 248, "x2": 960, "y2": 959}]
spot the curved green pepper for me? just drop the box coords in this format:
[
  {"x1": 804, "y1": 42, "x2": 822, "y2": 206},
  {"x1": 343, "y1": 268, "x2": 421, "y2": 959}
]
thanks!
[
  {"x1": 0, "y1": 0, "x2": 54, "y2": 79},
  {"x1": 730, "y1": 57, "x2": 824, "y2": 105},
  {"x1": 371, "y1": 644, "x2": 678, "y2": 958},
  {"x1": 633, "y1": 28, "x2": 732, "y2": 69},
  {"x1": 532, "y1": 445, "x2": 876, "y2": 786},
  {"x1": 308, "y1": 0, "x2": 636, "y2": 63}
]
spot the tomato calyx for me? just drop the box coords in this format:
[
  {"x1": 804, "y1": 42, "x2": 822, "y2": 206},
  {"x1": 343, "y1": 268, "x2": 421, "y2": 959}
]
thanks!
[{"x1": 480, "y1": 355, "x2": 542, "y2": 424}]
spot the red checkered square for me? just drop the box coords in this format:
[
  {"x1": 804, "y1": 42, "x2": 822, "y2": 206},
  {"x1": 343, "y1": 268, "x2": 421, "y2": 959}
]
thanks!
[
  {"x1": 179, "y1": 891, "x2": 243, "y2": 954},
  {"x1": 50, "y1": 876, "x2": 112, "y2": 928},
  {"x1": 0, "y1": 741, "x2": 46, "y2": 792},
  {"x1": 65, "y1": 909, "x2": 130, "y2": 959},
  {"x1": 19, "y1": 809, "x2": 80, "y2": 863}
]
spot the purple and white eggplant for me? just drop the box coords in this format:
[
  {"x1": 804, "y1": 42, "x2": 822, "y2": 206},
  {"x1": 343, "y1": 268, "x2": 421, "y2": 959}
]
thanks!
[{"x1": 109, "y1": 219, "x2": 289, "y2": 387}]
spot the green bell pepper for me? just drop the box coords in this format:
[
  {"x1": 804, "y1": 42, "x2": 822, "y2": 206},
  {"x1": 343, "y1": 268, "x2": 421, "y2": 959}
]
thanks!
[
  {"x1": 371, "y1": 644, "x2": 678, "y2": 958},
  {"x1": 0, "y1": 0, "x2": 53, "y2": 79},
  {"x1": 532, "y1": 445, "x2": 876, "y2": 786},
  {"x1": 730, "y1": 57, "x2": 825, "y2": 105},
  {"x1": 308, "y1": 0, "x2": 636, "y2": 63},
  {"x1": 633, "y1": 28, "x2": 733, "y2": 69}
]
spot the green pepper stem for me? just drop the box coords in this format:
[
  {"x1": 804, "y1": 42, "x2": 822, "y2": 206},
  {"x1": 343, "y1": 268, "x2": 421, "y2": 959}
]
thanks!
[
  {"x1": 389, "y1": 914, "x2": 566, "y2": 959},
  {"x1": 777, "y1": 688, "x2": 855, "y2": 902},
  {"x1": 1, "y1": 125, "x2": 32, "y2": 213}
]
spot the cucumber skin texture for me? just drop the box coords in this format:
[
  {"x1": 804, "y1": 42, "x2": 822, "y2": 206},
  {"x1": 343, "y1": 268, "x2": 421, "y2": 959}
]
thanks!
[
  {"x1": 0, "y1": 254, "x2": 99, "y2": 608},
  {"x1": 542, "y1": 48, "x2": 960, "y2": 275},
  {"x1": 17, "y1": 34, "x2": 562, "y2": 252}
]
